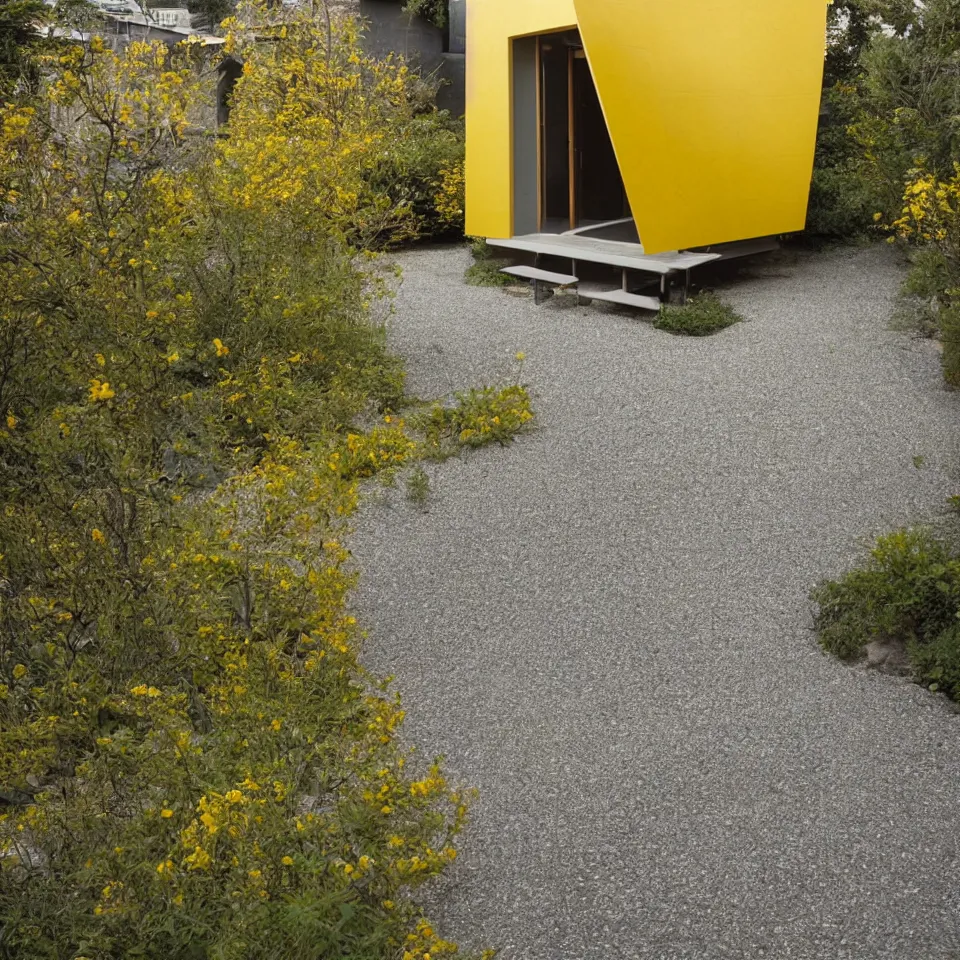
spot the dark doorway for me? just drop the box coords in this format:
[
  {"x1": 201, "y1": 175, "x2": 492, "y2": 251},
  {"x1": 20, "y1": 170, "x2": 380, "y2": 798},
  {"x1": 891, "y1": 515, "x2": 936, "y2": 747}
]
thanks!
[
  {"x1": 537, "y1": 31, "x2": 629, "y2": 232},
  {"x1": 572, "y1": 51, "x2": 628, "y2": 225},
  {"x1": 539, "y1": 34, "x2": 572, "y2": 231}
]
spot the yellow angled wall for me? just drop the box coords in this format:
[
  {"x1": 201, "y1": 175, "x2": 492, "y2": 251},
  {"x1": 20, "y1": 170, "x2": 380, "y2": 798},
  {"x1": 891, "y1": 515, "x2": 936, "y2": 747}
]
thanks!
[
  {"x1": 465, "y1": 0, "x2": 828, "y2": 253},
  {"x1": 574, "y1": 0, "x2": 828, "y2": 253},
  {"x1": 464, "y1": 0, "x2": 576, "y2": 240}
]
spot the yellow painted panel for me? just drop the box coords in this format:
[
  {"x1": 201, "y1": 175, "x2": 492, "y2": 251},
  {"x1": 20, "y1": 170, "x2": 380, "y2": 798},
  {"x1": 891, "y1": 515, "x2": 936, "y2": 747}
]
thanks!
[
  {"x1": 464, "y1": 0, "x2": 576, "y2": 239},
  {"x1": 574, "y1": 0, "x2": 828, "y2": 253}
]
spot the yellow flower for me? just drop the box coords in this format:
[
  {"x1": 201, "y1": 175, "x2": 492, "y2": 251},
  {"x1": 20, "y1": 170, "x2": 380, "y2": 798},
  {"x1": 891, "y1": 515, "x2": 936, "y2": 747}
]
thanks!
[
  {"x1": 130, "y1": 684, "x2": 148, "y2": 695},
  {"x1": 12, "y1": 664, "x2": 27, "y2": 680},
  {"x1": 5, "y1": 413, "x2": 16, "y2": 430},
  {"x1": 213, "y1": 338, "x2": 229, "y2": 357},
  {"x1": 281, "y1": 856, "x2": 294, "y2": 866},
  {"x1": 225, "y1": 789, "x2": 244, "y2": 804},
  {"x1": 270, "y1": 718, "x2": 282, "y2": 732},
  {"x1": 88, "y1": 379, "x2": 115, "y2": 403},
  {"x1": 94, "y1": 353, "x2": 106, "y2": 367},
  {"x1": 515, "y1": 351, "x2": 526, "y2": 361},
  {"x1": 247, "y1": 869, "x2": 262, "y2": 879},
  {"x1": 184, "y1": 845, "x2": 211, "y2": 870},
  {"x1": 91, "y1": 529, "x2": 106, "y2": 544},
  {"x1": 166, "y1": 352, "x2": 180, "y2": 364},
  {"x1": 160, "y1": 809, "x2": 174, "y2": 819}
]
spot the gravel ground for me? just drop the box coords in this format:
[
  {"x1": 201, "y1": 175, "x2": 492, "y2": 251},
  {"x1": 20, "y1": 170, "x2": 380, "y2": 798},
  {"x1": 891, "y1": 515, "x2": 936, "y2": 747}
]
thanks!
[{"x1": 349, "y1": 244, "x2": 960, "y2": 960}]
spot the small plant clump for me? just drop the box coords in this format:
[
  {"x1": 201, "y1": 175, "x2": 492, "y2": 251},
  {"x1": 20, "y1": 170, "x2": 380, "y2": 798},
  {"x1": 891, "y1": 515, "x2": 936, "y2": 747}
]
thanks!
[
  {"x1": 464, "y1": 238, "x2": 522, "y2": 288},
  {"x1": 406, "y1": 465, "x2": 431, "y2": 507},
  {"x1": 654, "y1": 292, "x2": 743, "y2": 337},
  {"x1": 812, "y1": 528, "x2": 960, "y2": 699},
  {"x1": 416, "y1": 385, "x2": 535, "y2": 460},
  {"x1": 465, "y1": 259, "x2": 519, "y2": 287}
]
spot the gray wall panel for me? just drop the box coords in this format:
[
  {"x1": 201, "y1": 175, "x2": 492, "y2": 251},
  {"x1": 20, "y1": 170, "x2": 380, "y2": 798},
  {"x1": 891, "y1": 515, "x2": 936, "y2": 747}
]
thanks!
[{"x1": 512, "y1": 37, "x2": 538, "y2": 238}]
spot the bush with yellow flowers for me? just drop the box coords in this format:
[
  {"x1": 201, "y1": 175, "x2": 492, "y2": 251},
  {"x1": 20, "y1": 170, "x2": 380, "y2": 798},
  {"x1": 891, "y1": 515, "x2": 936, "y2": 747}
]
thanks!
[
  {"x1": 0, "y1": 10, "x2": 518, "y2": 959},
  {"x1": 889, "y1": 164, "x2": 960, "y2": 385}
]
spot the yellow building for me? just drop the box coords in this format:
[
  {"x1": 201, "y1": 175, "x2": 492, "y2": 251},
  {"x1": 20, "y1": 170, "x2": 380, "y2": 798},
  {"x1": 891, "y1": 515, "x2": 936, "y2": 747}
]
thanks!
[{"x1": 465, "y1": 0, "x2": 829, "y2": 306}]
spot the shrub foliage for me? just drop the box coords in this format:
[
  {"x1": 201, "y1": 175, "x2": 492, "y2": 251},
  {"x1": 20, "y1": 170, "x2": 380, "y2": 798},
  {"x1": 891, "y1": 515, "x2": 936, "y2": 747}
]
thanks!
[
  {"x1": 813, "y1": 529, "x2": 960, "y2": 699},
  {"x1": 0, "y1": 10, "x2": 512, "y2": 959},
  {"x1": 810, "y1": 0, "x2": 960, "y2": 373}
]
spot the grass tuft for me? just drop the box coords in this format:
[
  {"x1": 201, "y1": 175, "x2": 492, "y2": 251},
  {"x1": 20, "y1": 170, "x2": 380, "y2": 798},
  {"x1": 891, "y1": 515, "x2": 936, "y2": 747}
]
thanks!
[{"x1": 654, "y1": 292, "x2": 742, "y2": 336}]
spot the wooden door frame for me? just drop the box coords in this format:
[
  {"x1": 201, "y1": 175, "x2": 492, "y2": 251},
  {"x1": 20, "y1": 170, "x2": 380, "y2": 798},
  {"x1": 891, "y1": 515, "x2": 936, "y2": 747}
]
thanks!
[{"x1": 536, "y1": 32, "x2": 582, "y2": 233}]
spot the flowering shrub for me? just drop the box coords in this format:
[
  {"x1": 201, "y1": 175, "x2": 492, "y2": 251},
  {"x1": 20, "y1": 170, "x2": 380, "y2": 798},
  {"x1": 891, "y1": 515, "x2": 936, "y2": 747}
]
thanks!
[
  {"x1": 888, "y1": 165, "x2": 960, "y2": 383},
  {"x1": 890, "y1": 166, "x2": 960, "y2": 284},
  {"x1": 220, "y1": 5, "x2": 464, "y2": 248},
  {"x1": 0, "y1": 13, "x2": 513, "y2": 959},
  {"x1": 434, "y1": 162, "x2": 465, "y2": 231}
]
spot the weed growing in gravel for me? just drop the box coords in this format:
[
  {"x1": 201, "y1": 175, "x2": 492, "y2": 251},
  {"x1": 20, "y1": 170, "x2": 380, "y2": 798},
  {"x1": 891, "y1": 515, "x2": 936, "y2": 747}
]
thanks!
[
  {"x1": 464, "y1": 238, "x2": 522, "y2": 288},
  {"x1": 654, "y1": 292, "x2": 743, "y2": 336},
  {"x1": 416, "y1": 385, "x2": 535, "y2": 459},
  {"x1": 812, "y1": 528, "x2": 960, "y2": 698},
  {"x1": 407, "y1": 465, "x2": 431, "y2": 507},
  {"x1": 465, "y1": 260, "x2": 519, "y2": 287}
]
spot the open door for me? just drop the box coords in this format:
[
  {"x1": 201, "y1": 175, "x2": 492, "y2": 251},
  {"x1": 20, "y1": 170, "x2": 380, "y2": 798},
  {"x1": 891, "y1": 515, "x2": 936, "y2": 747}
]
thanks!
[
  {"x1": 571, "y1": 49, "x2": 628, "y2": 226},
  {"x1": 538, "y1": 31, "x2": 629, "y2": 232}
]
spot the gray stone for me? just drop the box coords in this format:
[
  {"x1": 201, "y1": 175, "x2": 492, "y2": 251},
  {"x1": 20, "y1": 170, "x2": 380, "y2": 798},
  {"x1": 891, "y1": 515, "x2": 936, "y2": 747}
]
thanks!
[{"x1": 865, "y1": 638, "x2": 911, "y2": 672}]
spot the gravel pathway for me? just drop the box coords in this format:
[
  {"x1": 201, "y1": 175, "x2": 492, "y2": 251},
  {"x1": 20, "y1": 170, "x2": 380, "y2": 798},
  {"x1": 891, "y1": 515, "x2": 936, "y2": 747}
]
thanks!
[{"x1": 350, "y1": 244, "x2": 960, "y2": 960}]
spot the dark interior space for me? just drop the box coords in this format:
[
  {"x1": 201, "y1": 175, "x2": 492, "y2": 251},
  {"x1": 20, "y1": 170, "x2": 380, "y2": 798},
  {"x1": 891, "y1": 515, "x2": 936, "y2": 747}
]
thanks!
[
  {"x1": 540, "y1": 35, "x2": 572, "y2": 229},
  {"x1": 538, "y1": 30, "x2": 630, "y2": 233},
  {"x1": 572, "y1": 51, "x2": 628, "y2": 225}
]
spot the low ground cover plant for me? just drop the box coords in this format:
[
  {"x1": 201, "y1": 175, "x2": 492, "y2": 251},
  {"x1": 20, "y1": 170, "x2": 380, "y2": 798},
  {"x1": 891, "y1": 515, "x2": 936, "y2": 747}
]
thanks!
[
  {"x1": 653, "y1": 293, "x2": 742, "y2": 337},
  {"x1": 464, "y1": 238, "x2": 522, "y2": 287},
  {"x1": 812, "y1": 528, "x2": 960, "y2": 700},
  {"x1": 0, "y1": 9, "x2": 518, "y2": 958},
  {"x1": 416, "y1": 385, "x2": 535, "y2": 459}
]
